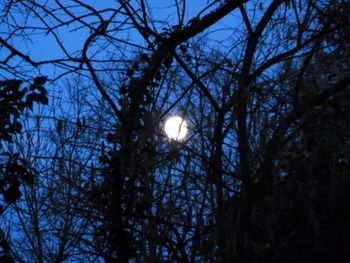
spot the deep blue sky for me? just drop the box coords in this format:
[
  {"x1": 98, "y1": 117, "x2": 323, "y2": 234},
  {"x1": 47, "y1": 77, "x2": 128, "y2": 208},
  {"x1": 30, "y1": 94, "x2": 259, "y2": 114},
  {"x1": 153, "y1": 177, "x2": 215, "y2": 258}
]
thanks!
[{"x1": 0, "y1": 1, "x2": 244, "y2": 81}]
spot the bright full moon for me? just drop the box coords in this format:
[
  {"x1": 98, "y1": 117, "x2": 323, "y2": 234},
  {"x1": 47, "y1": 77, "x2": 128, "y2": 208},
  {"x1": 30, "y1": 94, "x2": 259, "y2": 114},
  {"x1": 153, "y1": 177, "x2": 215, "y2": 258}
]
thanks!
[{"x1": 164, "y1": 116, "x2": 188, "y2": 140}]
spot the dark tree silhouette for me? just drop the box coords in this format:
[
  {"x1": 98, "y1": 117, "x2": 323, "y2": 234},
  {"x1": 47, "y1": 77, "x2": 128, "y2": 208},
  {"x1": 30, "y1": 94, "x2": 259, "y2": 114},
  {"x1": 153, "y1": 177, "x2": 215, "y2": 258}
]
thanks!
[
  {"x1": 0, "y1": 78, "x2": 47, "y2": 261},
  {"x1": 0, "y1": 0, "x2": 349, "y2": 262}
]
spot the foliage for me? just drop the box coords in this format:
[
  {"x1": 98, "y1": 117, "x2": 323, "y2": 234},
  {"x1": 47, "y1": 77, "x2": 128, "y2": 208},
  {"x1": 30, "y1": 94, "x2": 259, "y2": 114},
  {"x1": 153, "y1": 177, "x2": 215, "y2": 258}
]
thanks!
[
  {"x1": 0, "y1": 77, "x2": 47, "y2": 206},
  {"x1": 0, "y1": 0, "x2": 350, "y2": 262},
  {"x1": 0, "y1": 77, "x2": 47, "y2": 261}
]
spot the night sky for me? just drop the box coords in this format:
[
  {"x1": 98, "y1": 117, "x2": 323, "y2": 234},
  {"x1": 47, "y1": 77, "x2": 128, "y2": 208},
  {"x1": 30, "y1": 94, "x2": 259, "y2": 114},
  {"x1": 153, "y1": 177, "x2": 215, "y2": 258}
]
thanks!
[{"x1": 0, "y1": 1, "x2": 349, "y2": 262}]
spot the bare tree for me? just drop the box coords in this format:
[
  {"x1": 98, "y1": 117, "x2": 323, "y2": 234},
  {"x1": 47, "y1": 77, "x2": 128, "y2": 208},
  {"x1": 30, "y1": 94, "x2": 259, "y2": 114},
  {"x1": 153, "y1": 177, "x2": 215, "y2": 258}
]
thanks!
[{"x1": 1, "y1": 0, "x2": 350, "y2": 262}]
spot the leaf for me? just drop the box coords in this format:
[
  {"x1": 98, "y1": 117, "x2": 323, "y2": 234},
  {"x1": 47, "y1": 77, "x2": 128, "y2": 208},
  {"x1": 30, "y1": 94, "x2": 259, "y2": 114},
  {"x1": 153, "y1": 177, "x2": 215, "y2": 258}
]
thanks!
[
  {"x1": 33, "y1": 76, "x2": 47, "y2": 86},
  {"x1": 3, "y1": 185, "x2": 21, "y2": 203},
  {"x1": 25, "y1": 99, "x2": 33, "y2": 110},
  {"x1": 26, "y1": 93, "x2": 40, "y2": 105},
  {"x1": 39, "y1": 94, "x2": 48, "y2": 105},
  {"x1": 259, "y1": 3, "x2": 263, "y2": 11},
  {"x1": 23, "y1": 172, "x2": 34, "y2": 184},
  {"x1": 180, "y1": 45, "x2": 187, "y2": 53}
]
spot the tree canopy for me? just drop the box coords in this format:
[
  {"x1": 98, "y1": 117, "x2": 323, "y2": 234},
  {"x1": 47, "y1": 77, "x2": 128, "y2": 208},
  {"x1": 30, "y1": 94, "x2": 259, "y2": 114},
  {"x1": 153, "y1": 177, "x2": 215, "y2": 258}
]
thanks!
[{"x1": 0, "y1": 0, "x2": 349, "y2": 262}]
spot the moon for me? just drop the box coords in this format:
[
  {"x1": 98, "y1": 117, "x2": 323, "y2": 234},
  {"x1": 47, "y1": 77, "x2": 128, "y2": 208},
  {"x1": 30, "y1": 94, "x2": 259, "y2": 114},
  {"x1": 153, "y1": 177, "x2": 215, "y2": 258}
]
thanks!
[{"x1": 164, "y1": 116, "x2": 188, "y2": 140}]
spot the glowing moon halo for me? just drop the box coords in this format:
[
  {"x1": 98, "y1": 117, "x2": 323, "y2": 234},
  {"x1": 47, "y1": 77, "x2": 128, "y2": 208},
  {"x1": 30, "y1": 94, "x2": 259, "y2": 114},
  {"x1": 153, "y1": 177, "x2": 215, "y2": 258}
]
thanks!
[{"x1": 164, "y1": 116, "x2": 188, "y2": 140}]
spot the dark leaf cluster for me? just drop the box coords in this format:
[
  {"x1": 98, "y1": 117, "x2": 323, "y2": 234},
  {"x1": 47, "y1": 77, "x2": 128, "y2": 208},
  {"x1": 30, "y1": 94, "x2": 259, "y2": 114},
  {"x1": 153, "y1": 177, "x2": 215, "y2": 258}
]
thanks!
[{"x1": 0, "y1": 77, "x2": 48, "y2": 144}]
